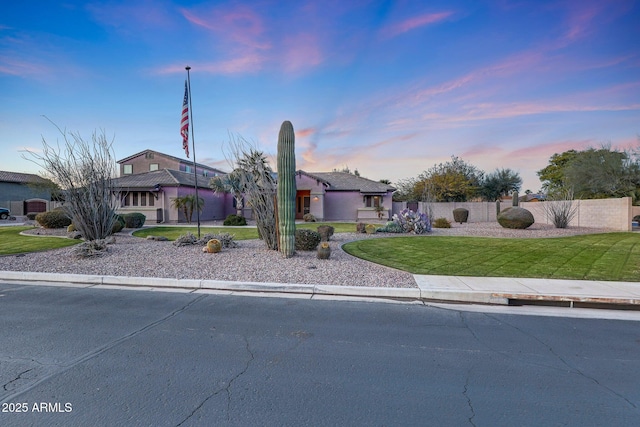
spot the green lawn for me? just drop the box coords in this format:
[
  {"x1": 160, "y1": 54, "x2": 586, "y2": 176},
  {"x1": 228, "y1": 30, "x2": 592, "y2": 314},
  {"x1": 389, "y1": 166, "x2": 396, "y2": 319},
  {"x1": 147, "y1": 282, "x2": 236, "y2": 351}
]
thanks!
[
  {"x1": 0, "y1": 226, "x2": 80, "y2": 256},
  {"x1": 342, "y1": 233, "x2": 640, "y2": 282},
  {"x1": 132, "y1": 222, "x2": 357, "y2": 241}
]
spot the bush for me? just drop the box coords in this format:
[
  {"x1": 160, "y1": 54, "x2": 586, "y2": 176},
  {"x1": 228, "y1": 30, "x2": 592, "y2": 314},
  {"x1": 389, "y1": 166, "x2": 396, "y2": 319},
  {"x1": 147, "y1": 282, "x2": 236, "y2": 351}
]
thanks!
[
  {"x1": 198, "y1": 232, "x2": 238, "y2": 248},
  {"x1": 356, "y1": 222, "x2": 367, "y2": 233},
  {"x1": 223, "y1": 214, "x2": 247, "y2": 226},
  {"x1": 303, "y1": 213, "x2": 316, "y2": 222},
  {"x1": 452, "y1": 208, "x2": 469, "y2": 224},
  {"x1": 377, "y1": 221, "x2": 404, "y2": 233},
  {"x1": 317, "y1": 225, "x2": 334, "y2": 241},
  {"x1": 123, "y1": 213, "x2": 146, "y2": 228},
  {"x1": 108, "y1": 214, "x2": 125, "y2": 233},
  {"x1": 391, "y1": 209, "x2": 431, "y2": 234},
  {"x1": 35, "y1": 210, "x2": 72, "y2": 229},
  {"x1": 26, "y1": 213, "x2": 38, "y2": 220},
  {"x1": 433, "y1": 218, "x2": 452, "y2": 228},
  {"x1": 634, "y1": 215, "x2": 640, "y2": 222},
  {"x1": 173, "y1": 232, "x2": 198, "y2": 247},
  {"x1": 295, "y1": 229, "x2": 321, "y2": 251}
]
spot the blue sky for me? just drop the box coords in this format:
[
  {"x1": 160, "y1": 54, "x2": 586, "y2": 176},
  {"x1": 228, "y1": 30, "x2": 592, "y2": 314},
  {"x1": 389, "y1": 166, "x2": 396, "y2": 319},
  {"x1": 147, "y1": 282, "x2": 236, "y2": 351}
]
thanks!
[{"x1": 1, "y1": 0, "x2": 639, "y2": 192}]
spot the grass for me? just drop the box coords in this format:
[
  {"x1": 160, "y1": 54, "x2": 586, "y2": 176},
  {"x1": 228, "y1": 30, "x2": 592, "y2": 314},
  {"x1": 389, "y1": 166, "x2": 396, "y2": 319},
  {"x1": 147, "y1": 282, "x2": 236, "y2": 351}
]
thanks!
[
  {"x1": 132, "y1": 222, "x2": 358, "y2": 241},
  {"x1": 0, "y1": 226, "x2": 80, "y2": 256},
  {"x1": 342, "y1": 233, "x2": 640, "y2": 282}
]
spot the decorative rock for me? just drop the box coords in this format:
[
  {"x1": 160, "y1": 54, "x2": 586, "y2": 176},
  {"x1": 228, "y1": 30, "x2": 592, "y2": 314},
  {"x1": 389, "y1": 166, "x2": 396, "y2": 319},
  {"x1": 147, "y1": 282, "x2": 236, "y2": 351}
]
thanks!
[
  {"x1": 497, "y1": 207, "x2": 534, "y2": 229},
  {"x1": 146, "y1": 235, "x2": 169, "y2": 241}
]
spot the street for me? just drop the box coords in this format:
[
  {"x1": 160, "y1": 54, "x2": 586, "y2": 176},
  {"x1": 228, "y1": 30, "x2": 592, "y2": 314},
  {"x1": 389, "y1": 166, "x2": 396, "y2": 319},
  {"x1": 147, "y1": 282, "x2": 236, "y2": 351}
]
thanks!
[{"x1": 1, "y1": 282, "x2": 639, "y2": 426}]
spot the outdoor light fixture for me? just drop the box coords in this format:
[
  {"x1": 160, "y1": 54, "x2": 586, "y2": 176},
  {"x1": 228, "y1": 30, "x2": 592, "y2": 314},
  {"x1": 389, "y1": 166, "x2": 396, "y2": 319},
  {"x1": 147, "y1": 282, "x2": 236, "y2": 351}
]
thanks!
[
  {"x1": 313, "y1": 196, "x2": 319, "y2": 201},
  {"x1": 151, "y1": 184, "x2": 162, "y2": 199}
]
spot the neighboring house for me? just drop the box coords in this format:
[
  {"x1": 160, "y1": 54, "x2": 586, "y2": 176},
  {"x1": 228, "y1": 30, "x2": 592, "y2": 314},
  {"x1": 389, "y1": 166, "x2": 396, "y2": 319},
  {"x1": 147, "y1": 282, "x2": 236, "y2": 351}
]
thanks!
[
  {"x1": 295, "y1": 171, "x2": 395, "y2": 221},
  {"x1": 117, "y1": 149, "x2": 226, "y2": 178},
  {"x1": 0, "y1": 170, "x2": 53, "y2": 216},
  {"x1": 111, "y1": 169, "x2": 233, "y2": 223}
]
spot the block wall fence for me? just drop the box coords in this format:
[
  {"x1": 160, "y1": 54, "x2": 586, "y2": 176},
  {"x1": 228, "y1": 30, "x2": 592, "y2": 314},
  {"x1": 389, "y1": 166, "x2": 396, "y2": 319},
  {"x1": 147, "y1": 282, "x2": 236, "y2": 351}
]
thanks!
[{"x1": 392, "y1": 197, "x2": 633, "y2": 231}]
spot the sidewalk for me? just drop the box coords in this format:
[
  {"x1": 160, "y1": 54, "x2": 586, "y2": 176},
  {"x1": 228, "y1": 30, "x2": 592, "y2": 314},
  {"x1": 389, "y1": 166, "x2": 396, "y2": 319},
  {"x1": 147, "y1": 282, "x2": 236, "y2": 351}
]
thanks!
[{"x1": 1, "y1": 270, "x2": 639, "y2": 310}]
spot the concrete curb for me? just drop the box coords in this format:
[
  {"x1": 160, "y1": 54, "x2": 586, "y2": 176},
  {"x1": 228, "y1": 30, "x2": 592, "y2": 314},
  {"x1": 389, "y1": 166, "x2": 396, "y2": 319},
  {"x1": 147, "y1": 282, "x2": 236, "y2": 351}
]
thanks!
[{"x1": 0, "y1": 271, "x2": 420, "y2": 301}]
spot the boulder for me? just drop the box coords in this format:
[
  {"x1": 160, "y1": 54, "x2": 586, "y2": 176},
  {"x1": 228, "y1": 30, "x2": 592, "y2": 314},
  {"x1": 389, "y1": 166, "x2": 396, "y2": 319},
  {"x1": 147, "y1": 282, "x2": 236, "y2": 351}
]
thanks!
[{"x1": 497, "y1": 207, "x2": 535, "y2": 229}]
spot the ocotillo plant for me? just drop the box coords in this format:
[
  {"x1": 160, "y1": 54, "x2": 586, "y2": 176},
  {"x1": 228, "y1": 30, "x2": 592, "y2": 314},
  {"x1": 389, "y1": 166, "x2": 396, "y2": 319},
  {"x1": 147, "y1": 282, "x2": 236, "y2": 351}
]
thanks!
[{"x1": 277, "y1": 120, "x2": 296, "y2": 258}]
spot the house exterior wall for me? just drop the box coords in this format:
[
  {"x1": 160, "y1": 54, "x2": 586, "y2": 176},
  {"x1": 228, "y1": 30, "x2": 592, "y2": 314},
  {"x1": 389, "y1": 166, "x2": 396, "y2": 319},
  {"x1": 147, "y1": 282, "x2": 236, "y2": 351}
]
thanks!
[
  {"x1": 0, "y1": 182, "x2": 51, "y2": 215},
  {"x1": 393, "y1": 197, "x2": 633, "y2": 231},
  {"x1": 120, "y1": 154, "x2": 180, "y2": 176},
  {"x1": 322, "y1": 191, "x2": 393, "y2": 221}
]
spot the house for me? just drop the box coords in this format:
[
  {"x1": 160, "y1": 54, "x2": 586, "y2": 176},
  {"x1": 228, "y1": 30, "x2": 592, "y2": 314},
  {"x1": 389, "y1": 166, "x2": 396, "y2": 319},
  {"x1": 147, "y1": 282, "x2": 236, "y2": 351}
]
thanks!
[
  {"x1": 113, "y1": 149, "x2": 395, "y2": 224},
  {"x1": 0, "y1": 171, "x2": 54, "y2": 216},
  {"x1": 117, "y1": 149, "x2": 226, "y2": 178},
  {"x1": 294, "y1": 171, "x2": 395, "y2": 221},
  {"x1": 111, "y1": 169, "x2": 232, "y2": 223}
]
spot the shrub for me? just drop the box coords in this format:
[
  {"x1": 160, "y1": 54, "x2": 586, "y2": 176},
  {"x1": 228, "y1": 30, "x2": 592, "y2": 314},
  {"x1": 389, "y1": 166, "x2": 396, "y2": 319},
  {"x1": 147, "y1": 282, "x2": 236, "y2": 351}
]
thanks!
[
  {"x1": 112, "y1": 219, "x2": 124, "y2": 233},
  {"x1": 377, "y1": 221, "x2": 404, "y2": 233},
  {"x1": 391, "y1": 209, "x2": 431, "y2": 234},
  {"x1": 317, "y1": 225, "x2": 334, "y2": 241},
  {"x1": 356, "y1": 222, "x2": 367, "y2": 233},
  {"x1": 72, "y1": 239, "x2": 110, "y2": 258},
  {"x1": 198, "y1": 232, "x2": 237, "y2": 248},
  {"x1": 223, "y1": 214, "x2": 247, "y2": 226},
  {"x1": 35, "y1": 210, "x2": 72, "y2": 229},
  {"x1": 452, "y1": 208, "x2": 469, "y2": 224},
  {"x1": 173, "y1": 232, "x2": 198, "y2": 247},
  {"x1": 303, "y1": 213, "x2": 316, "y2": 222},
  {"x1": 365, "y1": 224, "x2": 377, "y2": 234},
  {"x1": 634, "y1": 215, "x2": 640, "y2": 222},
  {"x1": 26, "y1": 213, "x2": 38, "y2": 220},
  {"x1": 123, "y1": 213, "x2": 146, "y2": 228},
  {"x1": 295, "y1": 229, "x2": 321, "y2": 251},
  {"x1": 433, "y1": 217, "x2": 452, "y2": 228}
]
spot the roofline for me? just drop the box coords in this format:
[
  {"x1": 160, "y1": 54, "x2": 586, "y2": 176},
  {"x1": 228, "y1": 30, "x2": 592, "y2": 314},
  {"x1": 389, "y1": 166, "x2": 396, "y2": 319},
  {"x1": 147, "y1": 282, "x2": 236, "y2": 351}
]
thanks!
[{"x1": 116, "y1": 149, "x2": 227, "y2": 174}]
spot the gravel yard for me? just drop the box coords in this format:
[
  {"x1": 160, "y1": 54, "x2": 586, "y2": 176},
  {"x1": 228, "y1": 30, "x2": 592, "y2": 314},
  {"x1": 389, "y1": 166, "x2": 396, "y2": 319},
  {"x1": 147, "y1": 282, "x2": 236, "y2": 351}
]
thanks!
[{"x1": 1, "y1": 222, "x2": 615, "y2": 288}]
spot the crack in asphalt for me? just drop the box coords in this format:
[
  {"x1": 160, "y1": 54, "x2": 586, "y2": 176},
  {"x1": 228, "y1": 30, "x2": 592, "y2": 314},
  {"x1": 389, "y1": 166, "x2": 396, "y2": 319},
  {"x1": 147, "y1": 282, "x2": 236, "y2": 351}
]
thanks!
[
  {"x1": 0, "y1": 294, "x2": 207, "y2": 404},
  {"x1": 2, "y1": 368, "x2": 34, "y2": 392},
  {"x1": 176, "y1": 335, "x2": 255, "y2": 426},
  {"x1": 485, "y1": 314, "x2": 638, "y2": 410},
  {"x1": 462, "y1": 366, "x2": 477, "y2": 427}
]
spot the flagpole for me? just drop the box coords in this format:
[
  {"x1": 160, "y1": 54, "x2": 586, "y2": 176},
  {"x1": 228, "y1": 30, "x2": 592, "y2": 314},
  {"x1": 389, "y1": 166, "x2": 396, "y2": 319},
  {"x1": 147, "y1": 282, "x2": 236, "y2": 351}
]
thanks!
[{"x1": 185, "y1": 65, "x2": 201, "y2": 238}]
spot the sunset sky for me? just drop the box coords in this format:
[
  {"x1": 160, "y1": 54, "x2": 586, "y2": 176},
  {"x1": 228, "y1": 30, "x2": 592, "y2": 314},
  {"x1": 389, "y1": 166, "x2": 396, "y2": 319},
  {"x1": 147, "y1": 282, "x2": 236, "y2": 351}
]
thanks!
[{"x1": 1, "y1": 0, "x2": 639, "y2": 192}]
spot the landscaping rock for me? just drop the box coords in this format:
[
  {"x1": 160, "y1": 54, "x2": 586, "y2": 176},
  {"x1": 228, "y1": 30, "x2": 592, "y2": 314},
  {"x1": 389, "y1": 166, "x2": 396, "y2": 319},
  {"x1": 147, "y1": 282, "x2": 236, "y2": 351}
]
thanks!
[{"x1": 497, "y1": 207, "x2": 535, "y2": 229}]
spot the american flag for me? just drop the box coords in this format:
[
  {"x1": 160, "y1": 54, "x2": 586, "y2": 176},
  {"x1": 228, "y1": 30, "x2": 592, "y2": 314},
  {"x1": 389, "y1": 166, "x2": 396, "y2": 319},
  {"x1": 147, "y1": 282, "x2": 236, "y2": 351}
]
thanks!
[{"x1": 180, "y1": 80, "x2": 190, "y2": 158}]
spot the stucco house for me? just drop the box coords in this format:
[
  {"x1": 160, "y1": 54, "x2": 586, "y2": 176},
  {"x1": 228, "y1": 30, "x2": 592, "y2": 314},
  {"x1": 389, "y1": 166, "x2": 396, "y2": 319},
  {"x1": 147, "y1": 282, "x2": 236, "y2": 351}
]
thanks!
[
  {"x1": 294, "y1": 171, "x2": 394, "y2": 221},
  {"x1": 0, "y1": 171, "x2": 54, "y2": 216},
  {"x1": 113, "y1": 149, "x2": 394, "y2": 224}
]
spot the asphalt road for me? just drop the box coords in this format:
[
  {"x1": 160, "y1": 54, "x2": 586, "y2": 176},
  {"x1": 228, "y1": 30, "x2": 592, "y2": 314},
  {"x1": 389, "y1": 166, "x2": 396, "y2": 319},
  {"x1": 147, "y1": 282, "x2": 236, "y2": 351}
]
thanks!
[{"x1": 1, "y1": 283, "x2": 639, "y2": 426}]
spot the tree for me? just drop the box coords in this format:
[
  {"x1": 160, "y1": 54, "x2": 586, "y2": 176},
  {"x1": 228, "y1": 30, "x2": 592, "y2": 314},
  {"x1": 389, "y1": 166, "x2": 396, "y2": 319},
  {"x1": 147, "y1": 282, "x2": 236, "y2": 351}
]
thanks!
[
  {"x1": 171, "y1": 194, "x2": 204, "y2": 224},
  {"x1": 537, "y1": 150, "x2": 579, "y2": 193},
  {"x1": 417, "y1": 156, "x2": 484, "y2": 202},
  {"x1": 480, "y1": 168, "x2": 522, "y2": 201},
  {"x1": 24, "y1": 122, "x2": 119, "y2": 241},
  {"x1": 222, "y1": 135, "x2": 278, "y2": 250},
  {"x1": 209, "y1": 171, "x2": 243, "y2": 216},
  {"x1": 538, "y1": 146, "x2": 640, "y2": 201}
]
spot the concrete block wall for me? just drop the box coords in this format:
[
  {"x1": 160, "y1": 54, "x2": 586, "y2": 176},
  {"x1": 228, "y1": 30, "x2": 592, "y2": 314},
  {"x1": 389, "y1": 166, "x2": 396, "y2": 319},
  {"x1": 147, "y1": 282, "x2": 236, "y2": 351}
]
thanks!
[{"x1": 393, "y1": 197, "x2": 633, "y2": 231}]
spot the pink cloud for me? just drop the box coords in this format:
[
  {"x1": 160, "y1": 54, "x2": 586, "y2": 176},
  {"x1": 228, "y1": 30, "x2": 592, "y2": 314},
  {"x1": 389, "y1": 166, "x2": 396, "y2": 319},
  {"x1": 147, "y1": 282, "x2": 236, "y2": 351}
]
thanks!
[
  {"x1": 381, "y1": 11, "x2": 454, "y2": 38},
  {"x1": 0, "y1": 56, "x2": 50, "y2": 78},
  {"x1": 281, "y1": 33, "x2": 324, "y2": 73},
  {"x1": 154, "y1": 54, "x2": 264, "y2": 75},
  {"x1": 296, "y1": 128, "x2": 316, "y2": 138}
]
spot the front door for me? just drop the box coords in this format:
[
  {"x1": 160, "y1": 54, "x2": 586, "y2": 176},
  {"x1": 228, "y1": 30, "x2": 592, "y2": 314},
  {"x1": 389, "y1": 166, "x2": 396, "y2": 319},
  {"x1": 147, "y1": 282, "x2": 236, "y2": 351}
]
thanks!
[{"x1": 296, "y1": 191, "x2": 311, "y2": 219}]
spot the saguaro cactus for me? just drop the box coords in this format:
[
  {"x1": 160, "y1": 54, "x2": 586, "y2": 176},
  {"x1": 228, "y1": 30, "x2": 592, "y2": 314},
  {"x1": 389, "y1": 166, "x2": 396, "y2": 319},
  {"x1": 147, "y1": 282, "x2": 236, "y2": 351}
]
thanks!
[
  {"x1": 512, "y1": 191, "x2": 519, "y2": 207},
  {"x1": 277, "y1": 120, "x2": 297, "y2": 258}
]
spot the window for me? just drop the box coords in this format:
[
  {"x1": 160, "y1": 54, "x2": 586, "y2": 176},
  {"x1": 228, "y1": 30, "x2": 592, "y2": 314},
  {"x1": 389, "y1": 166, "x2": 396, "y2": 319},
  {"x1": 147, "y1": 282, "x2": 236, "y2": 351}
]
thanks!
[
  {"x1": 185, "y1": 165, "x2": 192, "y2": 173},
  {"x1": 148, "y1": 193, "x2": 155, "y2": 207},
  {"x1": 121, "y1": 194, "x2": 130, "y2": 207},
  {"x1": 132, "y1": 193, "x2": 138, "y2": 206},
  {"x1": 140, "y1": 192, "x2": 147, "y2": 207},
  {"x1": 364, "y1": 195, "x2": 382, "y2": 208},
  {"x1": 149, "y1": 163, "x2": 159, "y2": 171},
  {"x1": 123, "y1": 164, "x2": 133, "y2": 175}
]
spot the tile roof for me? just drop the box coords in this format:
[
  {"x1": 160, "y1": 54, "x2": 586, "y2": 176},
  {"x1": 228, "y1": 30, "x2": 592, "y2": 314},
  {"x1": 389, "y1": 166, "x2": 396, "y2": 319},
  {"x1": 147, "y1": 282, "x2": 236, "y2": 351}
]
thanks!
[
  {"x1": 111, "y1": 169, "x2": 212, "y2": 189},
  {"x1": 0, "y1": 170, "x2": 51, "y2": 184},
  {"x1": 299, "y1": 171, "x2": 395, "y2": 193}
]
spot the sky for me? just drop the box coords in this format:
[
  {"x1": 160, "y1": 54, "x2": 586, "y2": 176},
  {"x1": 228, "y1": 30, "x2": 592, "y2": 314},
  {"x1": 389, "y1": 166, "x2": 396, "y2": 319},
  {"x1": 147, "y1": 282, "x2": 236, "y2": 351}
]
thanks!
[{"x1": 1, "y1": 0, "x2": 639, "y2": 192}]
